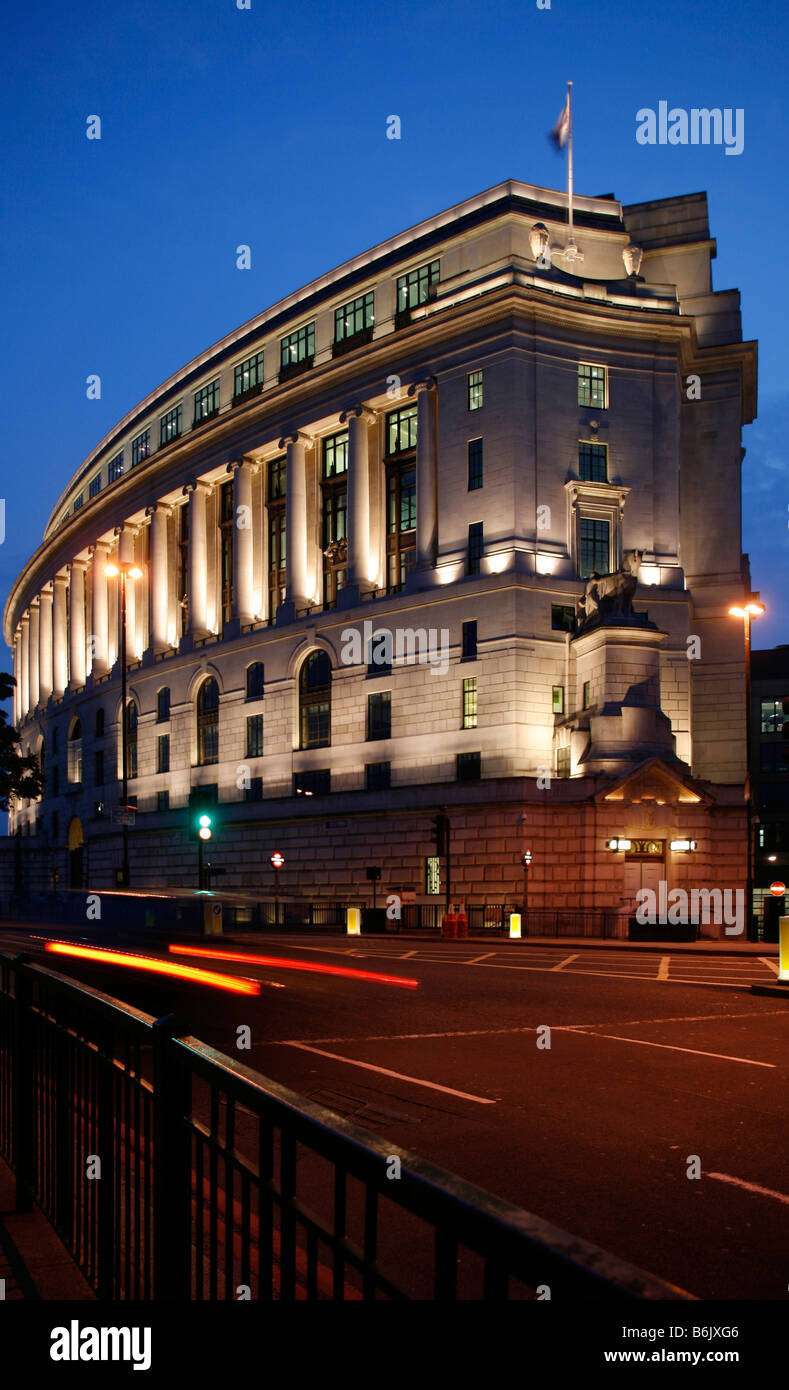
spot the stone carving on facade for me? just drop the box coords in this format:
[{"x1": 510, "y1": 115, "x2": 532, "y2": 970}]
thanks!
[
  {"x1": 323, "y1": 538, "x2": 348, "y2": 564},
  {"x1": 576, "y1": 549, "x2": 643, "y2": 631}
]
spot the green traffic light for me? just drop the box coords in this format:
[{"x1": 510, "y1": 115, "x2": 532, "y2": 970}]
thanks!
[{"x1": 198, "y1": 813, "x2": 212, "y2": 828}]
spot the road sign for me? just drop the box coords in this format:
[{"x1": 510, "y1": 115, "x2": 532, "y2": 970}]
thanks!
[
  {"x1": 521, "y1": 851, "x2": 532, "y2": 868},
  {"x1": 769, "y1": 881, "x2": 786, "y2": 897},
  {"x1": 271, "y1": 851, "x2": 285, "y2": 869}
]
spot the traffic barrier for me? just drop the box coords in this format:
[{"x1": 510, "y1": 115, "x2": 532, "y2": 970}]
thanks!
[
  {"x1": 509, "y1": 912, "x2": 522, "y2": 939},
  {"x1": 346, "y1": 906, "x2": 361, "y2": 936},
  {"x1": 456, "y1": 907, "x2": 468, "y2": 939}
]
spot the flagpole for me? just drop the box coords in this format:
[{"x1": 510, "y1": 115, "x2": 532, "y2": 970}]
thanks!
[{"x1": 567, "y1": 81, "x2": 574, "y2": 248}]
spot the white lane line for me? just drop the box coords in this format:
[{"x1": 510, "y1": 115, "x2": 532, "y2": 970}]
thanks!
[
  {"x1": 401, "y1": 950, "x2": 417, "y2": 959},
  {"x1": 550, "y1": 953, "x2": 580, "y2": 972},
  {"x1": 657, "y1": 957, "x2": 670, "y2": 980},
  {"x1": 559, "y1": 1027, "x2": 776, "y2": 1068},
  {"x1": 468, "y1": 952, "x2": 495, "y2": 964},
  {"x1": 760, "y1": 956, "x2": 780, "y2": 975},
  {"x1": 706, "y1": 1173, "x2": 789, "y2": 1206},
  {"x1": 280, "y1": 1041, "x2": 496, "y2": 1104}
]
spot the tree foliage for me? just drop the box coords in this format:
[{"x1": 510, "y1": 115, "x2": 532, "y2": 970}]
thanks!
[{"x1": 0, "y1": 673, "x2": 45, "y2": 811}]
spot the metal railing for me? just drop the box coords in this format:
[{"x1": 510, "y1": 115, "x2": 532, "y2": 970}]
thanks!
[{"x1": 0, "y1": 952, "x2": 690, "y2": 1300}]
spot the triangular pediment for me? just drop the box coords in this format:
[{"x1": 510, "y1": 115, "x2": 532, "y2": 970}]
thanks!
[{"x1": 594, "y1": 757, "x2": 712, "y2": 807}]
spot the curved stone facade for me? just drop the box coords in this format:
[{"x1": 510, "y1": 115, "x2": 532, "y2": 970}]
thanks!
[{"x1": 3, "y1": 180, "x2": 756, "y2": 922}]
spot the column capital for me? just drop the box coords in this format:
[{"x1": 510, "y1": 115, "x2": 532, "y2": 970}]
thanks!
[
  {"x1": 407, "y1": 376, "x2": 437, "y2": 397},
  {"x1": 182, "y1": 479, "x2": 211, "y2": 498},
  {"x1": 339, "y1": 404, "x2": 377, "y2": 425},
  {"x1": 88, "y1": 541, "x2": 110, "y2": 557},
  {"x1": 278, "y1": 430, "x2": 313, "y2": 449},
  {"x1": 145, "y1": 501, "x2": 172, "y2": 519},
  {"x1": 29, "y1": 594, "x2": 40, "y2": 610},
  {"x1": 113, "y1": 523, "x2": 138, "y2": 539},
  {"x1": 226, "y1": 457, "x2": 260, "y2": 476},
  {"x1": 69, "y1": 557, "x2": 88, "y2": 574}
]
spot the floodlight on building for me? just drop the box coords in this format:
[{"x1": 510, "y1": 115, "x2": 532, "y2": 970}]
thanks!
[
  {"x1": 670, "y1": 839, "x2": 697, "y2": 852},
  {"x1": 607, "y1": 838, "x2": 632, "y2": 851}
]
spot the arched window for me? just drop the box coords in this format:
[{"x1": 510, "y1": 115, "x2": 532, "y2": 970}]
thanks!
[
  {"x1": 95, "y1": 708, "x2": 105, "y2": 737},
  {"x1": 299, "y1": 651, "x2": 331, "y2": 750},
  {"x1": 67, "y1": 718, "x2": 83, "y2": 784},
  {"x1": 125, "y1": 702, "x2": 138, "y2": 779},
  {"x1": 246, "y1": 662, "x2": 265, "y2": 701},
  {"x1": 157, "y1": 686, "x2": 171, "y2": 722},
  {"x1": 197, "y1": 677, "x2": 219, "y2": 766}
]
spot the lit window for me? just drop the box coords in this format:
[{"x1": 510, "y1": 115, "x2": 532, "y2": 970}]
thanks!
[
  {"x1": 396, "y1": 260, "x2": 439, "y2": 315},
  {"x1": 467, "y1": 370, "x2": 483, "y2": 411},
  {"x1": 160, "y1": 406, "x2": 182, "y2": 448},
  {"x1": 462, "y1": 678, "x2": 477, "y2": 729},
  {"x1": 583, "y1": 681, "x2": 591, "y2": 710},
  {"x1": 386, "y1": 404, "x2": 418, "y2": 455},
  {"x1": 323, "y1": 431, "x2": 349, "y2": 478},
  {"x1": 108, "y1": 453, "x2": 124, "y2": 482},
  {"x1": 334, "y1": 292, "x2": 374, "y2": 344},
  {"x1": 280, "y1": 323, "x2": 315, "y2": 371},
  {"x1": 246, "y1": 714, "x2": 264, "y2": 758},
  {"x1": 196, "y1": 678, "x2": 219, "y2": 766},
  {"x1": 131, "y1": 430, "x2": 150, "y2": 467},
  {"x1": 556, "y1": 746, "x2": 571, "y2": 778},
  {"x1": 578, "y1": 363, "x2": 607, "y2": 409},
  {"x1": 234, "y1": 351, "x2": 265, "y2": 399},
  {"x1": 579, "y1": 520, "x2": 610, "y2": 578},
  {"x1": 299, "y1": 652, "x2": 331, "y2": 750},
  {"x1": 194, "y1": 380, "x2": 220, "y2": 425},
  {"x1": 552, "y1": 685, "x2": 565, "y2": 715}
]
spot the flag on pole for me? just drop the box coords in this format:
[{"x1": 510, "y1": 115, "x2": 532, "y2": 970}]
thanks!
[{"x1": 549, "y1": 91, "x2": 571, "y2": 150}]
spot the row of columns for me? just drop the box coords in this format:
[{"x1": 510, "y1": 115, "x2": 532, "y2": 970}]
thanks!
[{"x1": 13, "y1": 382, "x2": 440, "y2": 720}]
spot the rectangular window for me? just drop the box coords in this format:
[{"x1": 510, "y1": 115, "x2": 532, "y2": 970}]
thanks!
[
  {"x1": 194, "y1": 380, "x2": 220, "y2": 425},
  {"x1": 234, "y1": 351, "x2": 265, "y2": 400},
  {"x1": 72, "y1": 493, "x2": 84, "y2": 511},
  {"x1": 365, "y1": 761, "x2": 391, "y2": 791},
  {"x1": 367, "y1": 691, "x2": 391, "y2": 741},
  {"x1": 244, "y1": 776, "x2": 263, "y2": 802},
  {"x1": 160, "y1": 405, "x2": 182, "y2": 448},
  {"x1": 246, "y1": 664, "x2": 265, "y2": 701},
  {"x1": 556, "y1": 746, "x2": 571, "y2": 778},
  {"x1": 157, "y1": 790, "x2": 170, "y2": 812},
  {"x1": 386, "y1": 404, "x2": 418, "y2": 455},
  {"x1": 157, "y1": 735, "x2": 170, "y2": 774},
  {"x1": 280, "y1": 323, "x2": 315, "y2": 370},
  {"x1": 51, "y1": 765, "x2": 59, "y2": 796},
  {"x1": 294, "y1": 769, "x2": 330, "y2": 797},
  {"x1": 334, "y1": 291, "x2": 374, "y2": 344},
  {"x1": 552, "y1": 685, "x2": 565, "y2": 715},
  {"x1": 268, "y1": 455, "x2": 286, "y2": 501},
  {"x1": 108, "y1": 453, "x2": 124, "y2": 482},
  {"x1": 396, "y1": 259, "x2": 439, "y2": 314},
  {"x1": 760, "y1": 743, "x2": 784, "y2": 772},
  {"x1": 579, "y1": 519, "x2": 610, "y2": 577},
  {"x1": 89, "y1": 473, "x2": 102, "y2": 499},
  {"x1": 578, "y1": 442, "x2": 608, "y2": 483},
  {"x1": 468, "y1": 522, "x2": 484, "y2": 576},
  {"x1": 131, "y1": 429, "x2": 150, "y2": 467},
  {"x1": 157, "y1": 687, "x2": 170, "y2": 722},
  {"x1": 457, "y1": 751, "x2": 481, "y2": 782},
  {"x1": 94, "y1": 750, "x2": 104, "y2": 785},
  {"x1": 760, "y1": 699, "x2": 785, "y2": 735},
  {"x1": 551, "y1": 604, "x2": 576, "y2": 632},
  {"x1": 583, "y1": 681, "x2": 591, "y2": 709},
  {"x1": 462, "y1": 678, "x2": 477, "y2": 729},
  {"x1": 462, "y1": 620, "x2": 477, "y2": 661},
  {"x1": 578, "y1": 363, "x2": 607, "y2": 409},
  {"x1": 246, "y1": 714, "x2": 264, "y2": 758},
  {"x1": 323, "y1": 431, "x2": 349, "y2": 478},
  {"x1": 467, "y1": 438, "x2": 483, "y2": 491},
  {"x1": 467, "y1": 370, "x2": 484, "y2": 411},
  {"x1": 189, "y1": 783, "x2": 218, "y2": 807}
]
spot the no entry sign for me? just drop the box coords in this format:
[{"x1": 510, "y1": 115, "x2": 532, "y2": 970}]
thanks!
[
  {"x1": 271, "y1": 852, "x2": 285, "y2": 870},
  {"x1": 769, "y1": 881, "x2": 786, "y2": 897}
]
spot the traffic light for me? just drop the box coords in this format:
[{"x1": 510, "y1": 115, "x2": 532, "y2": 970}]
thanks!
[
  {"x1": 521, "y1": 851, "x2": 532, "y2": 869},
  {"x1": 190, "y1": 803, "x2": 216, "y2": 841},
  {"x1": 782, "y1": 697, "x2": 789, "y2": 763},
  {"x1": 432, "y1": 812, "x2": 449, "y2": 856},
  {"x1": 198, "y1": 813, "x2": 213, "y2": 842}
]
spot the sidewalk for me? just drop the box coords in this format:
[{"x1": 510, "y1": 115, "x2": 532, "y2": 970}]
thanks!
[
  {"x1": 0, "y1": 1156, "x2": 94, "y2": 1301},
  {"x1": 216, "y1": 930, "x2": 779, "y2": 957}
]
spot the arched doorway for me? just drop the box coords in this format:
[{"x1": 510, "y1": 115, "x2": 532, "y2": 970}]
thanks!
[{"x1": 68, "y1": 817, "x2": 84, "y2": 889}]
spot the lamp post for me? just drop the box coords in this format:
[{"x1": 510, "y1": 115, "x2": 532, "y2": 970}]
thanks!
[
  {"x1": 105, "y1": 561, "x2": 143, "y2": 889},
  {"x1": 728, "y1": 596, "x2": 765, "y2": 940}
]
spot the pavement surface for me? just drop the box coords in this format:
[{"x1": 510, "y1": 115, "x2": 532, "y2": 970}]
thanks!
[{"x1": 1, "y1": 924, "x2": 787, "y2": 1301}]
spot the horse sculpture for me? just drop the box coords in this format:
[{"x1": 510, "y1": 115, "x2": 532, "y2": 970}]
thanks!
[{"x1": 576, "y1": 549, "x2": 643, "y2": 629}]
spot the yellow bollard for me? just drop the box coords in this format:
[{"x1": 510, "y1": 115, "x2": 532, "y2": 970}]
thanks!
[
  {"x1": 509, "y1": 912, "x2": 522, "y2": 939},
  {"x1": 779, "y1": 915, "x2": 789, "y2": 982},
  {"x1": 346, "y1": 906, "x2": 361, "y2": 936}
]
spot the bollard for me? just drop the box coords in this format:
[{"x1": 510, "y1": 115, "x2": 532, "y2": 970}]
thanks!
[
  {"x1": 456, "y1": 906, "x2": 468, "y2": 939},
  {"x1": 346, "y1": 906, "x2": 361, "y2": 936},
  {"x1": 509, "y1": 912, "x2": 522, "y2": 939}
]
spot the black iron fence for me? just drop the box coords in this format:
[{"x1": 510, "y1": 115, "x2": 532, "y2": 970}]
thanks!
[{"x1": 0, "y1": 951, "x2": 689, "y2": 1301}]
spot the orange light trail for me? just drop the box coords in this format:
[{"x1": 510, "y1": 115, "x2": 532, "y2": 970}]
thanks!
[
  {"x1": 168, "y1": 943, "x2": 419, "y2": 989},
  {"x1": 44, "y1": 941, "x2": 261, "y2": 995}
]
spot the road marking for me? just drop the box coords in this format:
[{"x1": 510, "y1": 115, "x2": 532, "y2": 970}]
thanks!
[
  {"x1": 280, "y1": 1041, "x2": 496, "y2": 1104},
  {"x1": 401, "y1": 950, "x2": 417, "y2": 958},
  {"x1": 706, "y1": 1173, "x2": 789, "y2": 1206},
  {"x1": 657, "y1": 956, "x2": 670, "y2": 980},
  {"x1": 467, "y1": 952, "x2": 495, "y2": 964},
  {"x1": 550, "y1": 953, "x2": 579, "y2": 971},
  {"x1": 559, "y1": 1027, "x2": 775, "y2": 1068},
  {"x1": 760, "y1": 956, "x2": 779, "y2": 975}
]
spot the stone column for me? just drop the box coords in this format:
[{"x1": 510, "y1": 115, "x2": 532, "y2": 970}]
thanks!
[
  {"x1": 281, "y1": 431, "x2": 310, "y2": 615},
  {"x1": 39, "y1": 586, "x2": 53, "y2": 704},
  {"x1": 13, "y1": 631, "x2": 21, "y2": 725},
  {"x1": 53, "y1": 575, "x2": 68, "y2": 696},
  {"x1": 20, "y1": 615, "x2": 30, "y2": 719},
  {"x1": 28, "y1": 599, "x2": 40, "y2": 712},
  {"x1": 409, "y1": 377, "x2": 438, "y2": 573},
  {"x1": 116, "y1": 526, "x2": 138, "y2": 662},
  {"x1": 340, "y1": 405, "x2": 376, "y2": 602},
  {"x1": 185, "y1": 481, "x2": 210, "y2": 640},
  {"x1": 146, "y1": 502, "x2": 171, "y2": 653},
  {"x1": 229, "y1": 459, "x2": 256, "y2": 628},
  {"x1": 68, "y1": 561, "x2": 87, "y2": 689},
  {"x1": 88, "y1": 543, "x2": 110, "y2": 676}
]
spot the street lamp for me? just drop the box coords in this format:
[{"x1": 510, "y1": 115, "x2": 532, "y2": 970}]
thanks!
[
  {"x1": 105, "y1": 560, "x2": 144, "y2": 888},
  {"x1": 728, "y1": 596, "x2": 765, "y2": 939}
]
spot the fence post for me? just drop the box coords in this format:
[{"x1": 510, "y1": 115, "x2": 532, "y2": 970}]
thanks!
[
  {"x1": 12, "y1": 959, "x2": 34, "y2": 1213},
  {"x1": 152, "y1": 1015, "x2": 192, "y2": 1300}
]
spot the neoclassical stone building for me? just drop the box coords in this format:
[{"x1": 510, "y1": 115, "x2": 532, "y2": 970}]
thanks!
[{"x1": 3, "y1": 179, "x2": 756, "y2": 928}]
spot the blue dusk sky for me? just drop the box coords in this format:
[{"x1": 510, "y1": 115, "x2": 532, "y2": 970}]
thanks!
[{"x1": 1, "y1": 0, "x2": 787, "y2": 667}]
